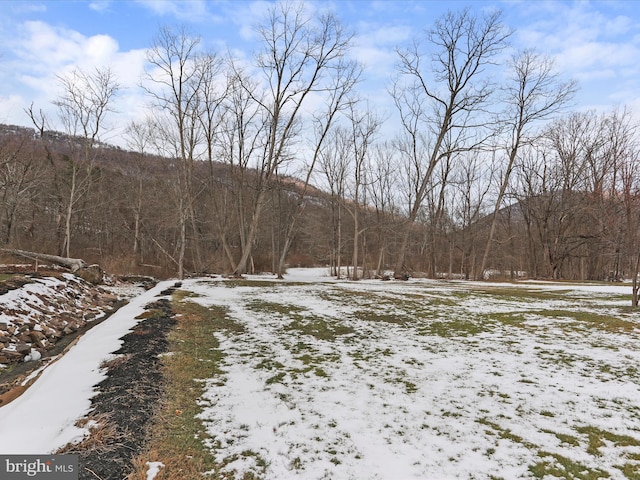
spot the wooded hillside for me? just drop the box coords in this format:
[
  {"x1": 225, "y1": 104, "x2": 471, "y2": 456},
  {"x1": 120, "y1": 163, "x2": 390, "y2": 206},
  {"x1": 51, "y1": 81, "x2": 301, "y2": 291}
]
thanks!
[{"x1": 1, "y1": 116, "x2": 639, "y2": 286}]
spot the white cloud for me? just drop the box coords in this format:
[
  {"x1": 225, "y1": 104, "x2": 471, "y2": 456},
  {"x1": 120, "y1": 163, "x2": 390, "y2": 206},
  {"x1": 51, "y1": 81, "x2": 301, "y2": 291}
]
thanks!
[
  {"x1": 511, "y1": 0, "x2": 640, "y2": 112},
  {"x1": 0, "y1": 19, "x2": 150, "y2": 141},
  {"x1": 135, "y1": 0, "x2": 223, "y2": 24},
  {"x1": 8, "y1": 2, "x2": 47, "y2": 15},
  {"x1": 89, "y1": 1, "x2": 111, "y2": 13},
  {"x1": 0, "y1": 94, "x2": 27, "y2": 126}
]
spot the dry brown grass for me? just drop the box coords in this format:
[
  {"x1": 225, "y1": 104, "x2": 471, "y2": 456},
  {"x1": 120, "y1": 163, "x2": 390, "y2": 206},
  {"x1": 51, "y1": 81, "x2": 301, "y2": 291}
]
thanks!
[
  {"x1": 126, "y1": 293, "x2": 226, "y2": 480},
  {"x1": 98, "y1": 353, "x2": 133, "y2": 371},
  {"x1": 57, "y1": 413, "x2": 125, "y2": 454}
]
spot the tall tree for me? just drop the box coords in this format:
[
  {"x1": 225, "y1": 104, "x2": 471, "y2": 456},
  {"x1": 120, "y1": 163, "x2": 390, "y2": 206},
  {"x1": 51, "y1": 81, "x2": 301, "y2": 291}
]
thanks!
[
  {"x1": 343, "y1": 102, "x2": 381, "y2": 280},
  {"x1": 230, "y1": 1, "x2": 354, "y2": 274},
  {"x1": 319, "y1": 126, "x2": 350, "y2": 278},
  {"x1": 143, "y1": 26, "x2": 203, "y2": 278},
  {"x1": 123, "y1": 118, "x2": 155, "y2": 262},
  {"x1": 274, "y1": 59, "x2": 360, "y2": 278},
  {"x1": 391, "y1": 8, "x2": 510, "y2": 276},
  {"x1": 479, "y1": 50, "x2": 576, "y2": 278},
  {"x1": 0, "y1": 131, "x2": 44, "y2": 245},
  {"x1": 29, "y1": 67, "x2": 119, "y2": 258},
  {"x1": 367, "y1": 142, "x2": 399, "y2": 276}
]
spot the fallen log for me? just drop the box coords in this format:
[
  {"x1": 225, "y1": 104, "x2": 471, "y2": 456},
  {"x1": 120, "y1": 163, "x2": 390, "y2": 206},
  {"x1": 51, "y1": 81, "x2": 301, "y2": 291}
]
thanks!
[
  {"x1": 1, "y1": 249, "x2": 103, "y2": 284},
  {"x1": 1, "y1": 248, "x2": 87, "y2": 272}
]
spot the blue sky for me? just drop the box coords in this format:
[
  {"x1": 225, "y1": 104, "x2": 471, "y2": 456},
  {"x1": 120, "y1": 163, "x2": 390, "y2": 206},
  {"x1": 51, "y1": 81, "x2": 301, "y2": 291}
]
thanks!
[{"x1": 1, "y1": 0, "x2": 639, "y2": 142}]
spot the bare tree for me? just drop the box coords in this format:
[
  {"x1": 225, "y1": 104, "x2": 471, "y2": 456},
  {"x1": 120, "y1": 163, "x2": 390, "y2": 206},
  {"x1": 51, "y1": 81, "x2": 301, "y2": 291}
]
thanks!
[
  {"x1": 274, "y1": 59, "x2": 360, "y2": 278},
  {"x1": 142, "y1": 26, "x2": 203, "y2": 278},
  {"x1": 215, "y1": 70, "x2": 265, "y2": 272},
  {"x1": 342, "y1": 102, "x2": 381, "y2": 280},
  {"x1": 451, "y1": 152, "x2": 493, "y2": 279},
  {"x1": 391, "y1": 8, "x2": 510, "y2": 276},
  {"x1": 123, "y1": 118, "x2": 155, "y2": 261},
  {"x1": 318, "y1": 126, "x2": 350, "y2": 278},
  {"x1": 229, "y1": 2, "x2": 354, "y2": 275},
  {"x1": 479, "y1": 50, "x2": 576, "y2": 278},
  {"x1": 28, "y1": 67, "x2": 119, "y2": 258},
  {"x1": 367, "y1": 142, "x2": 399, "y2": 276},
  {"x1": 0, "y1": 132, "x2": 44, "y2": 245}
]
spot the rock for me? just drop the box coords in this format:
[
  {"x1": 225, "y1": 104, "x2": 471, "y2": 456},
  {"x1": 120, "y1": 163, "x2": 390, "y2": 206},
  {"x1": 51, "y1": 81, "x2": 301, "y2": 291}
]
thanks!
[
  {"x1": 76, "y1": 265, "x2": 104, "y2": 285},
  {"x1": 15, "y1": 343, "x2": 31, "y2": 354},
  {"x1": 1, "y1": 349, "x2": 24, "y2": 361},
  {"x1": 17, "y1": 332, "x2": 32, "y2": 343},
  {"x1": 29, "y1": 331, "x2": 47, "y2": 348},
  {"x1": 0, "y1": 323, "x2": 8, "y2": 331}
]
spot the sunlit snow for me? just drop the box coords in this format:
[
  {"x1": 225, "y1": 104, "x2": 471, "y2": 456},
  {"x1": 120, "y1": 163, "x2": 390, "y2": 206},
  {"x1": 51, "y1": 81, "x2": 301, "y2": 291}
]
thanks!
[{"x1": 181, "y1": 269, "x2": 640, "y2": 479}]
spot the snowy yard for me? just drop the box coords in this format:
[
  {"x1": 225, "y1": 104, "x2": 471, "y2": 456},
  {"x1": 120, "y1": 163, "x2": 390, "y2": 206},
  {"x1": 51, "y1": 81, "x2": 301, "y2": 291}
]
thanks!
[{"x1": 179, "y1": 270, "x2": 640, "y2": 479}]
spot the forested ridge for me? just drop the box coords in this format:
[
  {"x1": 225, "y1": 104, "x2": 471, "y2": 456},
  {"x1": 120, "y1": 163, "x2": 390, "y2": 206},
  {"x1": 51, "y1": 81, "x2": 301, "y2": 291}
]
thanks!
[{"x1": 1, "y1": 2, "x2": 639, "y2": 293}]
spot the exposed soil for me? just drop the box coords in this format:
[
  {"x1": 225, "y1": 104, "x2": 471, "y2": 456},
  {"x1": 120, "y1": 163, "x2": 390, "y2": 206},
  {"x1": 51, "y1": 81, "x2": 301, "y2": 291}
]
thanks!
[{"x1": 59, "y1": 286, "x2": 178, "y2": 480}]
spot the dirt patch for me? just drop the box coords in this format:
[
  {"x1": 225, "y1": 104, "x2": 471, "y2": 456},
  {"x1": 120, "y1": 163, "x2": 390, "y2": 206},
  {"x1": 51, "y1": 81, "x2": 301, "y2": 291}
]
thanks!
[{"x1": 58, "y1": 291, "x2": 177, "y2": 480}]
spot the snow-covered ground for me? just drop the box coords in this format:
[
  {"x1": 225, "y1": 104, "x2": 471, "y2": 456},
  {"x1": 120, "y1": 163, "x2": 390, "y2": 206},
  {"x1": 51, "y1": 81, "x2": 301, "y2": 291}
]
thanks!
[
  {"x1": 181, "y1": 269, "x2": 640, "y2": 479},
  {"x1": 1, "y1": 269, "x2": 640, "y2": 480}
]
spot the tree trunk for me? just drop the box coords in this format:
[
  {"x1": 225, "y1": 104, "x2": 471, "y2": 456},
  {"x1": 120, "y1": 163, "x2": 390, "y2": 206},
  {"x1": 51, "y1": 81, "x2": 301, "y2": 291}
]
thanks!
[
  {"x1": 632, "y1": 254, "x2": 640, "y2": 307},
  {"x1": 2, "y1": 248, "x2": 87, "y2": 272}
]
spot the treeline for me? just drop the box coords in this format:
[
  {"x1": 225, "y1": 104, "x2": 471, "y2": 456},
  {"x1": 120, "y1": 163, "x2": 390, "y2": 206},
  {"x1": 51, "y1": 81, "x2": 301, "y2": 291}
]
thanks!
[{"x1": 1, "y1": 3, "x2": 639, "y2": 296}]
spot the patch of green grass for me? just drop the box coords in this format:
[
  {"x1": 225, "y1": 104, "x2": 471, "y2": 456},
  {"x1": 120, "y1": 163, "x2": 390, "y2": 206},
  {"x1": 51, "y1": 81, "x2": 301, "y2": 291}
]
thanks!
[
  {"x1": 575, "y1": 426, "x2": 640, "y2": 456},
  {"x1": 224, "y1": 279, "x2": 285, "y2": 288},
  {"x1": 476, "y1": 418, "x2": 533, "y2": 447},
  {"x1": 247, "y1": 300, "x2": 307, "y2": 317},
  {"x1": 419, "y1": 318, "x2": 485, "y2": 337},
  {"x1": 287, "y1": 317, "x2": 355, "y2": 341},
  {"x1": 403, "y1": 381, "x2": 417, "y2": 394},
  {"x1": 471, "y1": 286, "x2": 572, "y2": 301},
  {"x1": 255, "y1": 358, "x2": 285, "y2": 371},
  {"x1": 615, "y1": 463, "x2": 640, "y2": 480},
  {"x1": 492, "y1": 311, "x2": 527, "y2": 326},
  {"x1": 541, "y1": 310, "x2": 636, "y2": 332},
  {"x1": 175, "y1": 293, "x2": 245, "y2": 334},
  {"x1": 172, "y1": 289, "x2": 201, "y2": 301},
  {"x1": 128, "y1": 296, "x2": 230, "y2": 479},
  {"x1": 221, "y1": 278, "x2": 306, "y2": 288},
  {"x1": 351, "y1": 310, "x2": 410, "y2": 325},
  {"x1": 265, "y1": 372, "x2": 287, "y2": 385},
  {"x1": 542, "y1": 429, "x2": 580, "y2": 447},
  {"x1": 529, "y1": 451, "x2": 610, "y2": 479}
]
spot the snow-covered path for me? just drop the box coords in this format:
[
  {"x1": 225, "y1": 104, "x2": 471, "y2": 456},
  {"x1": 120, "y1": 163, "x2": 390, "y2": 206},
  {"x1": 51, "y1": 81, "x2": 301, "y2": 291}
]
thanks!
[{"x1": 0, "y1": 280, "x2": 175, "y2": 454}]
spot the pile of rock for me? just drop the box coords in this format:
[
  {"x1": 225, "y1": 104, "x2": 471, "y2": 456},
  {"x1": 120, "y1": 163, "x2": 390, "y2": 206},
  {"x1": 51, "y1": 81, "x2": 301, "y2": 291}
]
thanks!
[{"x1": 0, "y1": 273, "x2": 120, "y2": 365}]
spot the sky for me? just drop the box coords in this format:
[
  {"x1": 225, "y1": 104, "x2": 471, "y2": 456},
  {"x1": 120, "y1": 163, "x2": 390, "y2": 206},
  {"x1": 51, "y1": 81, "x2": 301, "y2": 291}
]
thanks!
[{"x1": 0, "y1": 0, "x2": 639, "y2": 146}]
